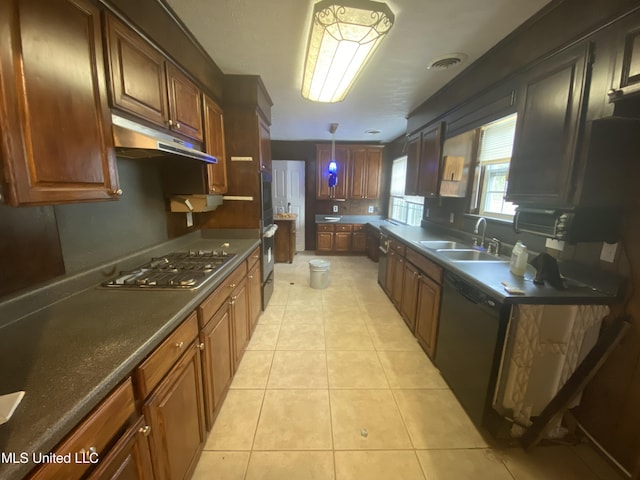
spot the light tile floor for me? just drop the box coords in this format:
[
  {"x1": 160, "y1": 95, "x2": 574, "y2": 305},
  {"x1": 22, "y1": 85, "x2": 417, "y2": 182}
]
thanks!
[{"x1": 193, "y1": 252, "x2": 626, "y2": 480}]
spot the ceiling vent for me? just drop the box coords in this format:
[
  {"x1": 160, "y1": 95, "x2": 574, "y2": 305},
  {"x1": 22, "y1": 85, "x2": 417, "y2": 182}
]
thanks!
[{"x1": 427, "y1": 53, "x2": 467, "y2": 70}]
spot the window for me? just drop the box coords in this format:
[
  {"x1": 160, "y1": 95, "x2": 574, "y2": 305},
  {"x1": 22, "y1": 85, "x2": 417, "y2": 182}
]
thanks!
[
  {"x1": 469, "y1": 114, "x2": 517, "y2": 220},
  {"x1": 388, "y1": 156, "x2": 424, "y2": 226}
]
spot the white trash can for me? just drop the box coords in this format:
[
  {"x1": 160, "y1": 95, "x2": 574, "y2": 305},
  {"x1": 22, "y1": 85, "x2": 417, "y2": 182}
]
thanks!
[{"x1": 309, "y1": 259, "x2": 331, "y2": 289}]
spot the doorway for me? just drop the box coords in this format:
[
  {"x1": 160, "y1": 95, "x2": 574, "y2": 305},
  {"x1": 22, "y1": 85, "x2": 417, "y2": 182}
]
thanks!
[{"x1": 272, "y1": 160, "x2": 306, "y2": 251}]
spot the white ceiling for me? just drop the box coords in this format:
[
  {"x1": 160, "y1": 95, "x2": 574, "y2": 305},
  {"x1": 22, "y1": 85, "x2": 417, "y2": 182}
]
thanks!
[{"x1": 166, "y1": 0, "x2": 551, "y2": 143}]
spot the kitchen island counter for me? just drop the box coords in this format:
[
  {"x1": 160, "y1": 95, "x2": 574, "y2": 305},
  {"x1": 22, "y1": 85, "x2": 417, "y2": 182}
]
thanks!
[{"x1": 0, "y1": 230, "x2": 259, "y2": 480}]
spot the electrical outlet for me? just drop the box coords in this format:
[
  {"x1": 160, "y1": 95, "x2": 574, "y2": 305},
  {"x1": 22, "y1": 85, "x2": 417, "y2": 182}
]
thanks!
[
  {"x1": 332, "y1": 205, "x2": 338, "y2": 213},
  {"x1": 449, "y1": 212, "x2": 455, "y2": 223},
  {"x1": 600, "y1": 242, "x2": 618, "y2": 263},
  {"x1": 186, "y1": 212, "x2": 193, "y2": 228},
  {"x1": 368, "y1": 205, "x2": 374, "y2": 213}
]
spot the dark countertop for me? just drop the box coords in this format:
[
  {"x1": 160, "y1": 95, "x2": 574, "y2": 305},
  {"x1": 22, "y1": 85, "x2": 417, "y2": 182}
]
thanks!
[
  {"x1": 0, "y1": 230, "x2": 260, "y2": 480},
  {"x1": 314, "y1": 214, "x2": 384, "y2": 225},
  {"x1": 377, "y1": 223, "x2": 623, "y2": 305}
]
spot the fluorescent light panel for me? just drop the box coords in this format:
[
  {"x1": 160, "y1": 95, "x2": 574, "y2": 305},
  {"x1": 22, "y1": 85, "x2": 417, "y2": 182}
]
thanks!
[{"x1": 302, "y1": 1, "x2": 394, "y2": 103}]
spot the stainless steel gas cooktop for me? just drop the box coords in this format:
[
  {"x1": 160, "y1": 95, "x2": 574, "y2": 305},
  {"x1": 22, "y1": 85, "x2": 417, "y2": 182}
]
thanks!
[{"x1": 102, "y1": 250, "x2": 236, "y2": 290}]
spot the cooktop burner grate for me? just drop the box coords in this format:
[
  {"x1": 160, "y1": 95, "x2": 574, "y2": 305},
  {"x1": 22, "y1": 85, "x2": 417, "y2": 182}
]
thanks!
[{"x1": 102, "y1": 250, "x2": 236, "y2": 290}]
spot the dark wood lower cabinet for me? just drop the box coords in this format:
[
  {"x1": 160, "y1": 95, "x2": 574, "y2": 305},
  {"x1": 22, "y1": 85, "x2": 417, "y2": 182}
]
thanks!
[
  {"x1": 200, "y1": 305, "x2": 233, "y2": 430},
  {"x1": 144, "y1": 342, "x2": 205, "y2": 480},
  {"x1": 87, "y1": 416, "x2": 154, "y2": 480},
  {"x1": 231, "y1": 278, "x2": 250, "y2": 369},
  {"x1": 415, "y1": 274, "x2": 442, "y2": 360},
  {"x1": 400, "y1": 261, "x2": 420, "y2": 332},
  {"x1": 248, "y1": 261, "x2": 262, "y2": 334}
]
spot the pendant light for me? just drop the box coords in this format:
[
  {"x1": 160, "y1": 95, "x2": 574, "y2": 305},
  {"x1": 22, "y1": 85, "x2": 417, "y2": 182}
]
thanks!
[{"x1": 328, "y1": 123, "x2": 339, "y2": 189}]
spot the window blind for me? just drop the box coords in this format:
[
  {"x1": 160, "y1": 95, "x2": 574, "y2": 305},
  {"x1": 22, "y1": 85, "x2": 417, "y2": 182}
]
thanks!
[{"x1": 478, "y1": 113, "x2": 517, "y2": 163}]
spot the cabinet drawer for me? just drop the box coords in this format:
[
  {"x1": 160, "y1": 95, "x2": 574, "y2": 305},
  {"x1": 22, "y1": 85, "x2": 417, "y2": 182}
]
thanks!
[
  {"x1": 389, "y1": 239, "x2": 406, "y2": 256},
  {"x1": 247, "y1": 247, "x2": 260, "y2": 271},
  {"x1": 198, "y1": 263, "x2": 246, "y2": 327},
  {"x1": 30, "y1": 379, "x2": 136, "y2": 480},
  {"x1": 336, "y1": 224, "x2": 353, "y2": 232},
  {"x1": 353, "y1": 224, "x2": 365, "y2": 232},
  {"x1": 317, "y1": 223, "x2": 335, "y2": 232},
  {"x1": 406, "y1": 248, "x2": 443, "y2": 284},
  {"x1": 135, "y1": 312, "x2": 199, "y2": 399}
]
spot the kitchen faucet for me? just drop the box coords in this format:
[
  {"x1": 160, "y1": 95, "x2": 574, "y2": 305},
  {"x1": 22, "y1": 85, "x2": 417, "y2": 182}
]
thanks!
[{"x1": 474, "y1": 217, "x2": 487, "y2": 250}]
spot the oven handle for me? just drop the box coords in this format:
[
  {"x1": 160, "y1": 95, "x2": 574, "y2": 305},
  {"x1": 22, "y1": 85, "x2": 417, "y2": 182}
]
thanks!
[{"x1": 263, "y1": 224, "x2": 279, "y2": 238}]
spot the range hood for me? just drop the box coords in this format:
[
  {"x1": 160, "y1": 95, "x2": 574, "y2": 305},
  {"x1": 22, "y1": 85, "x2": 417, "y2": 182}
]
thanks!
[{"x1": 112, "y1": 114, "x2": 217, "y2": 164}]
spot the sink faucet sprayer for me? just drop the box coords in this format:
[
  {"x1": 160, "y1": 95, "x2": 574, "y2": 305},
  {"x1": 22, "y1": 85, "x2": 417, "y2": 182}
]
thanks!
[{"x1": 474, "y1": 217, "x2": 487, "y2": 250}]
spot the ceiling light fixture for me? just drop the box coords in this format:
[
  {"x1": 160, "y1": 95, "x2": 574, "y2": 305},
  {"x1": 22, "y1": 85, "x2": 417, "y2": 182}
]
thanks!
[
  {"x1": 328, "y1": 123, "x2": 339, "y2": 188},
  {"x1": 302, "y1": 0, "x2": 395, "y2": 103}
]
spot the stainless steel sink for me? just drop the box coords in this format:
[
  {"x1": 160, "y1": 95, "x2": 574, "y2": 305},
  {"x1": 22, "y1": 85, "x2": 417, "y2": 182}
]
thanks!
[
  {"x1": 436, "y1": 248, "x2": 507, "y2": 262},
  {"x1": 417, "y1": 240, "x2": 468, "y2": 250}
]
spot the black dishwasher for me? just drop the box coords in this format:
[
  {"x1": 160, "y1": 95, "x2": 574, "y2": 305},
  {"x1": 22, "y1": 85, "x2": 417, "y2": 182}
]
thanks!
[{"x1": 435, "y1": 271, "x2": 509, "y2": 426}]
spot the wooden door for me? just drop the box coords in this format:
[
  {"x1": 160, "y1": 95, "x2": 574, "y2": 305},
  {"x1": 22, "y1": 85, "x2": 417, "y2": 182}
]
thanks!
[
  {"x1": 166, "y1": 63, "x2": 203, "y2": 141},
  {"x1": 144, "y1": 343, "x2": 205, "y2": 480},
  {"x1": 231, "y1": 278, "x2": 249, "y2": 368},
  {"x1": 364, "y1": 149, "x2": 382, "y2": 199},
  {"x1": 415, "y1": 275, "x2": 441, "y2": 360},
  {"x1": 316, "y1": 144, "x2": 349, "y2": 199},
  {"x1": 203, "y1": 94, "x2": 228, "y2": 193},
  {"x1": 334, "y1": 232, "x2": 352, "y2": 252},
  {"x1": 200, "y1": 304, "x2": 233, "y2": 430},
  {"x1": 86, "y1": 416, "x2": 154, "y2": 480},
  {"x1": 105, "y1": 13, "x2": 169, "y2": 128},
  {"x1": 349, "y1": 148, "x2": 368, "y2": 199},
  {"x1": 352, "y1": 232, "x2": 367, "y2": 252},
  {"x1": 316, "y1": 232, "x2": 334, "y2": 252},
  {"x1": 418, "y1": 123, "x2": 445, "y2": 198},
  {"x1": 259, "y1": 116, "x2": 272, "y2": 172},
  {"x1": 400, "y1": 262, "x2": 420, "y2": 332},
  {"x1": 0, "y1": 0, "x2": 119, "y2": 206},
  {"x1": 506, "y1": 42, "x2": 590, "y2": 206},
  {"x1": 405, "y1": 134, "x2": 421, "y2": 196},
  {"x1": 248, "y1": 261, "x2": 262, "y2": 332}
]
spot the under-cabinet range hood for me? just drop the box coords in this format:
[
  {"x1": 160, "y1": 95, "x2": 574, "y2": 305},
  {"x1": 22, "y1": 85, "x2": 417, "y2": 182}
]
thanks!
[{"x1": 112, "y1": 114, "x2": 217, "y2": 164}]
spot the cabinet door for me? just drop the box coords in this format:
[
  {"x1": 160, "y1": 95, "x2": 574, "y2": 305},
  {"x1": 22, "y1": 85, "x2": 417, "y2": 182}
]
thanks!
[
  {"x1": 405, "y1": 134, "x2": 421, "y2": 196},
  {"x1": 316, "y1": 144, "x2": 349, "y2": 199},
  {"x1": 418, "y1": 123, "x2": 445, "y2": 198},
  {"x1": 86, "y1": 416, "x2": 154, "y2": 480},
  {"x1": 390, "y1": 253, "x2": 404, "y2": 307},
  {"x1": 415, "y1": 275, "x2": 441, "y2": 360},
  {"x1": 316, "y1": 231, "x2": 334, "y2": 251},
  {"x1": 200, "y1": 304, "x2": 233, "y2": 430},
  {"x1": 400, "y1": 262, "x2": 420, "y2": 332},
  {"x1": 350, "y1": 148, "x2": 382, "y2": 199},
  {"x1": 105, "y1": 13, "x2": 169, "y2": 128},
  {"x1": 609, "y1": 19, "x2": 640, "y2": 100},
  {"x1": 166, "y1": 63, "x2": 203, "y2": 141},
  {"x1": 334, "y1": 232, "x2": 352, "y2": 252},
  {"x1": 231, "y1": 279, "x2": 250, "y2": 368},
  {"x1": 203, "y1": 94, "x2": 228, "y2": 193},
  {"x1": 144, "y1": 342, "x2": 205, "y2": 480},
  {"x1": 248, "y1": 261, "x2": 262, "y2": 332},
  {"x1": 352, "y1": 232, "x2": 367, "y2": 252},
  {"x1": 0, "y1": 0, "x2": 119, "y2": 206},
  {"x1": 506, "y1": 43, "x2": 591, "y2": 206},
  {"x1": 385, "y1": 250, "x2": 396, "y2": 296},
  {"x1": 259, "y1": 116, "x2": 272, "y2": 172}
]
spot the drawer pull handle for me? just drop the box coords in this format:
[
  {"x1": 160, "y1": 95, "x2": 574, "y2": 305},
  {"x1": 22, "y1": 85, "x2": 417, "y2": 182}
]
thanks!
[
  {"x1": 80, "y1": 446, "x2": 98, "y2": 456},
  {"x1": 248, "y1": 275, "x2": 253, "y2": 279},
  {"x1": 198, "y1": 342, "x2": 205, "y2": 351},
  {"x1": 139, "y1": 425, "x2": 151, "y2": 436},
  {"x1": 176, "y1": 341, "x2": 184, "y2": 350},
  {"x1": 229, "y1": 283, "x2": 236, "y2": 289}
]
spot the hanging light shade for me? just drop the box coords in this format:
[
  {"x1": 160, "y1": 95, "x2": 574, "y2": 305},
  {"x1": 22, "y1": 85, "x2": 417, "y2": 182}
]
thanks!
[
  {"x1": 302, "y1": 0, "x2": 395, "y2": 103},
  {"x1": 328, "y1": 123, "x2": 339, "y2": 188}
]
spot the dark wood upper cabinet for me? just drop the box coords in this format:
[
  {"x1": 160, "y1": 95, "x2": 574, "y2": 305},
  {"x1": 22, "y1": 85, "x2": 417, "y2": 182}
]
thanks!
[
  {"x1": 0, "y1": 0, "x2": 119, "y2": 206},
  {"x1": 404, "y1": 123, "x2": 444, "y2": 198},
  {"x1": 608, "y1": 11, "x2": 640, "y2": 101},
  {"x1": 105, "y1": 13, "x2": 169, "y2": 128},
  {"x1": 506, "y1": 42, "x2": 592, "y2": 206},
  {"x1": 203, "y1": 94, "x2": 228, "y2": 193},
  {"x1": 105, "y1": 13, "x2": 203, "y2": 142},
  {"x1": 350, "y1": 148, "x2": 382, "y2": 199},
  {"x1": 316, "y1": 144, "x2": 349, "y2": 200}
]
